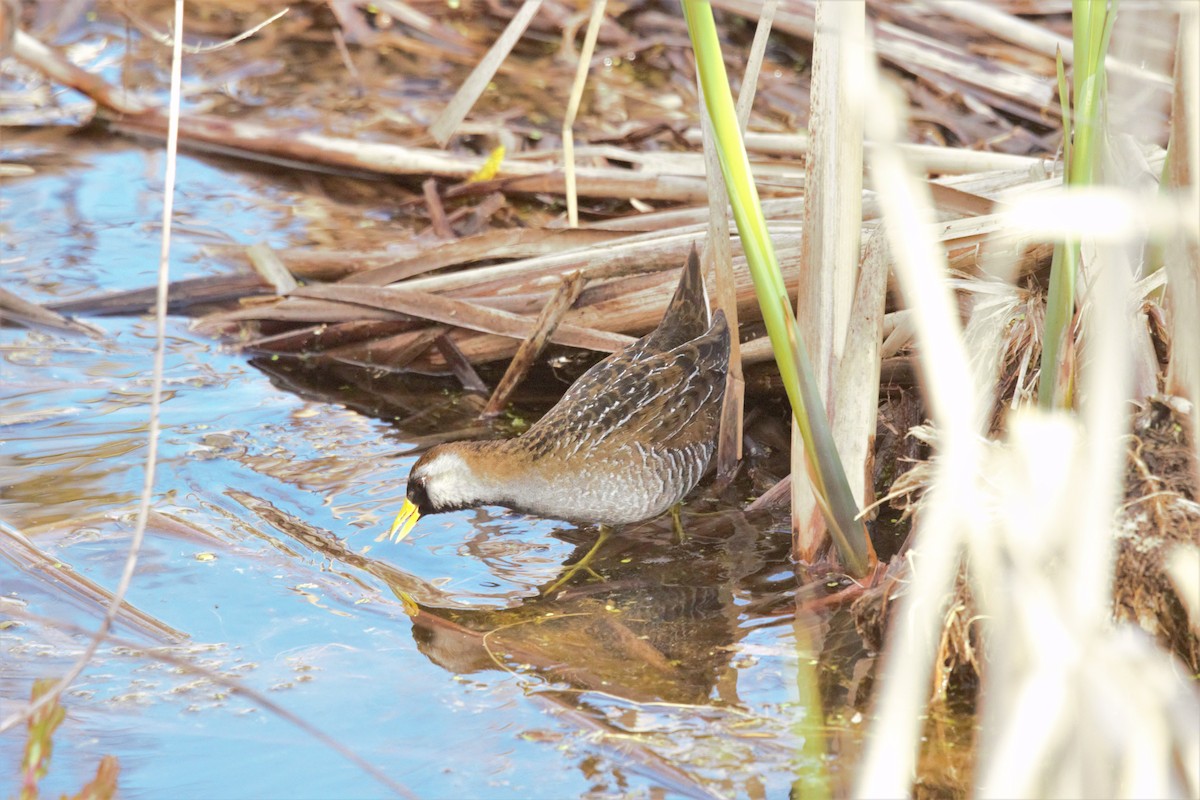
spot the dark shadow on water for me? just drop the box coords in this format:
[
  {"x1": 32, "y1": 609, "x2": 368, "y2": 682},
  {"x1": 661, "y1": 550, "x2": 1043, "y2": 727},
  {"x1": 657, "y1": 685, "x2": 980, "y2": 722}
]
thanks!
[
  {"x1": 408, "y1": 510, "x2": 763, "y2": 706},
  {"x1": 403, "y1": 515, "x2": 873, "y2": 705},
  {"x1": 244, "y1": 354, "x2": 877, "y2": 702},
  {"x1": 240, "y1": 354, "x2": 890, "y2": 796},
  {"x1": 229, "y1": 476, "x2": 870, "y2": 712}
]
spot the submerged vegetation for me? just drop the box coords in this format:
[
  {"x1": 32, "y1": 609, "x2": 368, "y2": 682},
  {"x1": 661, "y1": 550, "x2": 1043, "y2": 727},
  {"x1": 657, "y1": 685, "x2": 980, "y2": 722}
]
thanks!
[
  {"x1": 17, "y1": 680, "x2": 118, "y2": 800},
  {"x1": 1, "y1": 0, "x2": 1198, "y2": 797}
]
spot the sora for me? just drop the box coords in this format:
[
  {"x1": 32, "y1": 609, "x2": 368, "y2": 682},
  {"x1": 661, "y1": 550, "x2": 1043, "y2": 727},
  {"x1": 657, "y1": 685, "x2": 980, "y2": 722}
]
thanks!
[{"x1": 388, "y1": 248, "x2": 730, "y2": 583}]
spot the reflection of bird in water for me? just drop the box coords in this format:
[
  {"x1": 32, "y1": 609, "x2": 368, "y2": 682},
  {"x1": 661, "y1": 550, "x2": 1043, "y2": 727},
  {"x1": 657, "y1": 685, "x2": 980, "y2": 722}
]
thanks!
[
  {"x1": 387, "y1": 247, "x2": 730, "y2": 589},
  {"x1": 400, "y1": 511, "x2": 792, "y2": 707},
  {"x1": 406, "y1": 526, "x2": 742, "y2": 705},
  {"x1": 408, "y1": 581, "x2": 731, "y2": 704}
]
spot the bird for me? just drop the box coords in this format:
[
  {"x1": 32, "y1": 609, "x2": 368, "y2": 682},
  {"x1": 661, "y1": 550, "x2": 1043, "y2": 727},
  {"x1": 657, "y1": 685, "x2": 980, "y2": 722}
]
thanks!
[{"x1": 387, "y1": 246, "x2": 730, "y2": 588}]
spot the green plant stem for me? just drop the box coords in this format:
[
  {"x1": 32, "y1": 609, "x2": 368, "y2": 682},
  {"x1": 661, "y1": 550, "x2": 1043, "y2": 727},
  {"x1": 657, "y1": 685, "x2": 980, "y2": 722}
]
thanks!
[
  {"x1": 682, "y1": 0, "x2": 872, "y2": 576},
  {"x1": 1038, "y1": 0, "x2": 1115, "y2": 408},
  {"x1": 791, "y1": 621, "x2": 831, "y2": 800}
]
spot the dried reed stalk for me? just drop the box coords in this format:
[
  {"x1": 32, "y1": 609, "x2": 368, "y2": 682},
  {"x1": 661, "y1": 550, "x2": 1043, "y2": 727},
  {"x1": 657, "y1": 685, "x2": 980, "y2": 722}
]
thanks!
[
  {"x1": 199, "y1": 215, "x2": 1052, "y2": 375},
  {"x1": 0, "y1": 521, "x2": 186, "y2": 643},
  {"x1": 684, "y1": 129, "x2": 1056, "y2": 175},
  {"x1": 290, "y1": 283, "x2": 633, "y2": 353},
  {"x1": 429, "y1": 0, "x2": 544, "y2": 145},
  {"x1": 712, "y1": 0, "x2": 1057, "y2": 116},
  {"x1": 483, "y1": 271, "x2": 586, "y2": 415},
  {"x1": 697, "y1": 86, "x2": 743, "y2": 483},
  {"x1": 1166, "y1": 7, "x2": 1200, "y2": 469},
  {"x1": 832, "y1": 229, "x2": 890, "y2": 517},
  {"x1": 791, "y1": 0, "x2": 866, "y2": 561},
  {"x1": 562, "y1": 0, "x2": 607, "y2": 228},
  {"x1": 0, "y1": 287, "x2": 103, "y2": 337}
]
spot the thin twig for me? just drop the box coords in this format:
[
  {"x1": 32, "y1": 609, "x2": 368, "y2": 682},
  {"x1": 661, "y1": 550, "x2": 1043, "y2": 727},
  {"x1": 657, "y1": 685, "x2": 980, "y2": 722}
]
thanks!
[
  {"x1": 422, "y1": 178, "x2": 452, "y2": 238},
  {"x1": 0, "y1": 0, "x2": 184, "y2": 736},
  {"x1": 119, "y1": 4, "x2": 291, "y2": 54},
  {"x1": 1, "y1": 602, "x2": 417, "y2": 799},
  {"x1": 563, "y1": 0, "x2": 607, "y2": 228},
  {"x1": 483, "y1": 271, "x2": 586, "y2": 415},
  {"x1": 429, "y1": 0, "x2": 544, "y2": 146},
  {"x1": 12, "y1": 29, "x2": 147, "y2": 115},
  {"x1": 695, "y1": 87, "x2": 741, "y2": 483},
  {"x1": 331, "y1": 25, "x2": 365, "y2": 97},
  {"x1": 734, "y1": 0, "x2": 778, "y2": 130}
]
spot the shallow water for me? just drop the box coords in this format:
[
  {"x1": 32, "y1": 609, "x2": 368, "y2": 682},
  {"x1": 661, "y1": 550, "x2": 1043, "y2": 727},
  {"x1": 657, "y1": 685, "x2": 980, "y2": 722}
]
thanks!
[{"x1": 0, "y1": 129, "x2": 886, "y2": 798}]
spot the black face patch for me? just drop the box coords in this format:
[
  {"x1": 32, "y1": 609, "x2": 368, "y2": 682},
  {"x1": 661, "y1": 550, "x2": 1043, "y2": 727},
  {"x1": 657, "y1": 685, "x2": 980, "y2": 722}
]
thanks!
[
  {"x1": 407, "y1": 478, "x2": 433, "y2": 515},
  {"x1": 407, "y1": 473, "x2": 474, "y2": 515}
]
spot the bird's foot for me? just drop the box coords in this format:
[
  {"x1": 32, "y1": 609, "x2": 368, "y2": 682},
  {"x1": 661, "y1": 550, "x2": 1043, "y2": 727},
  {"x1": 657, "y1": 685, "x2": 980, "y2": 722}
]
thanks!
[
  {"x1": 670, "y1": 504, "x2": 685, "y2": 544},
  {"x1": 542, "y1": 525, "x2": 611, "y2": 596}
]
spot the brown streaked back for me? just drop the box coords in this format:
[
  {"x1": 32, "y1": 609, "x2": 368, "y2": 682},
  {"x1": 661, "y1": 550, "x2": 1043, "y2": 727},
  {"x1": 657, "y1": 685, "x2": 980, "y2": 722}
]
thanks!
[{"x1": 518, "y1": 309, "x2": 729, "y2": 460}]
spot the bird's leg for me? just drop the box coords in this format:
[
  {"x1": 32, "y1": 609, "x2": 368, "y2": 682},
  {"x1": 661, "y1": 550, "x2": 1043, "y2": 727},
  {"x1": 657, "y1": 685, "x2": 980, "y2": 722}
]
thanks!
[
  {"x1": 670, "y1": 503, "x2": 685, "y2": 543},
  {"x1": 543, "y1": 525, "x2": 611, "y2": 596}
]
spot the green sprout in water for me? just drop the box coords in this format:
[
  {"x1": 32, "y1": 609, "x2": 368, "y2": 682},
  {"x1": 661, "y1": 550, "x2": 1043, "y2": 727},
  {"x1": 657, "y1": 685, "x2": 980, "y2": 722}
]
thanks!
[{"x1": 18, "y1": 679, "x2": 119, "y2": 800}]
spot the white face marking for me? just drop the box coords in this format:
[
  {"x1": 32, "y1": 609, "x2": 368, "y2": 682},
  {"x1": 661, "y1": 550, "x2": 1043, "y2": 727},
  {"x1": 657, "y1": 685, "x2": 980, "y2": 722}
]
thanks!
[{"x1": 415, "y1": 450, "x2": 481, "y2": 511}]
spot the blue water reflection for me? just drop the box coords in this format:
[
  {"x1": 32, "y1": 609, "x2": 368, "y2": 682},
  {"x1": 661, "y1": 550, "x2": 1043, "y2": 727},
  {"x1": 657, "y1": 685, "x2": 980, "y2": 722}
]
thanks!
[{"x1": 1, "y1": 136, "x2": 817, "y2": 799}]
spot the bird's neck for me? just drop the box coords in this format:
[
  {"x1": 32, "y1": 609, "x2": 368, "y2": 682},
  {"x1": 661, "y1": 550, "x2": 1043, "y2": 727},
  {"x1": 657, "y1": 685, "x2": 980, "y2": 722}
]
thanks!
[{"x1": 441, "y1": 439, "x2": 528, "y2": 501}]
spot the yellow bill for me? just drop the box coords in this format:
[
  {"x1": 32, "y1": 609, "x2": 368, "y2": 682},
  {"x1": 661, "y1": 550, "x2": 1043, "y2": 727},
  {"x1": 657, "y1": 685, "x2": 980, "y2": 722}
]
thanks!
[{"x1": 388, "y1": 498, "x2": 421, "y2": 542}]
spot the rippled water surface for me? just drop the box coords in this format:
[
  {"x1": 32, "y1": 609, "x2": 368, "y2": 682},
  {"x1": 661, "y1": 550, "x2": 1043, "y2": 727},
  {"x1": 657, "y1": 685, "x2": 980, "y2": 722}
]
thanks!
[
  {"x1": 0, "y1": 130, "x2": 893, "y2": 799},
  {"x1": 0, "y1": 131, "x2": 883, "y2": 800}
]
